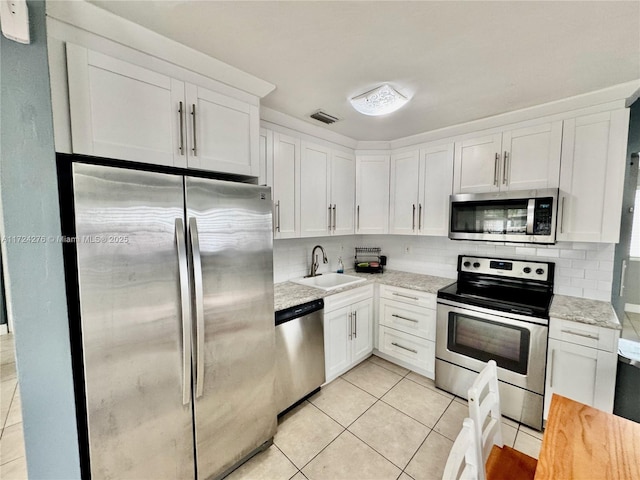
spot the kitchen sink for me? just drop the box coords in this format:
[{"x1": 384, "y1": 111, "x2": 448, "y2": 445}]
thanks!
[{"x1": 291, "y1": 273, "x2": 366, "y2": 291}]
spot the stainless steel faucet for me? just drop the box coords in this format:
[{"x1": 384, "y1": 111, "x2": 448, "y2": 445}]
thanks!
[{"x1": 307, "y1": 245, "x2": 328, "y2": 277}]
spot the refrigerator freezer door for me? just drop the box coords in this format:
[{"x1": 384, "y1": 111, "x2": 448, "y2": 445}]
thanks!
[
  {"x1": 72, "y1": 164, "x2": 195, "y2": 479},
  {"x1": 186, "y1": 177, "x2": 276, "y2": 479}
]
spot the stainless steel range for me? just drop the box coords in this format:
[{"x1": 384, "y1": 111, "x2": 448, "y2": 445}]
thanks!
[{"x1": 435, "y1": 255, "x2": 554, "y2": 430}]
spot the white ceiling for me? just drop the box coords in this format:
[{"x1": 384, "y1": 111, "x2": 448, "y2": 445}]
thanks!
[{"x1": 88, "y1": 1, "x2": 640, "y2": 141}]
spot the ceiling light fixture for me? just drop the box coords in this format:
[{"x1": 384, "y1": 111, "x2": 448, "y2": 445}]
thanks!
[{"x1": 350, "y1": 84, "x2": 409, "y2": 116}]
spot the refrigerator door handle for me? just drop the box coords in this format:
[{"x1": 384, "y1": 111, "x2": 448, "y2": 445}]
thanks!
[
  {"x1": 175, "y1": 218, "x2": 192, "y2": 405},
  {"x1": 189, "y1": 217, "x2": 206, "y2": 398}
]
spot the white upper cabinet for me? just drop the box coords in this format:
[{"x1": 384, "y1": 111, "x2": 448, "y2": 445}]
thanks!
[
  {"x1": 272, "y1": 132, "x2": 300, "y2": 239},
  {"x1": 66, "y1": 43, "x2": 260, "y2": 176},
  {"x1": 419, "y1": 143, "x2": 454, "y2": 236},
  {"x1": 454, "y1": 134, "x2": 502, "y2": 193},
  {"x1": 300, "y1": 142, "x2": 332, "y2": 237},
  {"x1": 390, "y1": 143, "x2": 454, "y2": 236},
  {"x1": 184, "y1": 84, "x2": 259, "y2": 176},
  {"x1": 67, "y1": 44, "x2": 184, "y2": 168},
  {"x1": 557, "y1": 109, "x2": 630, "y2": 243},
  {"x1": 331, "y1": 151, "x2": 356, "y2": 236},
  {"x1": 453, "y1": 121, "x2": 562, "y2": 194},
  {"x1": 501, "y1": 122, "x2": 562, "y2": 191},
  {"x1": 300, "y1": 141, "x2": 355, "y2": 237},
  {"x1": 355, "y1": 154, "x2": 390, "y2": 235},
  {"x1": 389, "y1": 150, "x2": 421, "y2": 235}
]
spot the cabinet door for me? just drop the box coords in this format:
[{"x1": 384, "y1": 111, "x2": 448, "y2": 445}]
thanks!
[
  {"x1": 501, "y1": 122, "x2": 562, "y2": 191},
  {"x1": 324, "y1": 306, "x2": 351, "y2": 382},
  {"x1": 331, "y1": 151, "x2": 355, "y2": 236},
  {"x1": 66, "y1": 43, "x2": 184, "y2": 168},
  {"x1": 300, "y1": 142, "x2": 331, "y2": 237},
  {"x1": 355, "y1": 155, "x2": 390, "y2": 234},
  {"x1": 185, "y1": 84, "x2": 259, "y2": 176},
  {"x1": 352, "y1": 298, "x2": 373, "y2": 364},
  {"x1": 453, "y1": 134, "x2": 502, "y2": 193},
  {"x1": 259, "y1": 128, "x2": 273, "y2": 187},
  {"x1": 544, "y1": 339, "x2": 598, "y2": 418},
  {"x1": 558, "y1": 110, "x2": 630, "y2": 243},
  {"x1": 389, "y1": 150, "x2": 420, "y2": 235},
  {"x1": 273, "y1": 133, "x2": 300, "y2": 239},
  {"x1": 419, "y1": 143, "x2": 454, "y2": 236}
]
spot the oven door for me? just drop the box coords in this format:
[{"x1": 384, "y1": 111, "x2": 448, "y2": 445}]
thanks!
[{"x1": 435, "y1": 299, "x2": 547, "y2": 395}]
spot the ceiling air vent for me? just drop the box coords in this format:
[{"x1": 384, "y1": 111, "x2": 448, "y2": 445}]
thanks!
[{"x1": 310, "y1": 110, "x2": 339, "y2": 125}]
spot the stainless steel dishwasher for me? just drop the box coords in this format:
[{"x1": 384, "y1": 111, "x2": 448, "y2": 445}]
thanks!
[{"x1": 275, "y1": 298, "x2": 325, "y2": 415}]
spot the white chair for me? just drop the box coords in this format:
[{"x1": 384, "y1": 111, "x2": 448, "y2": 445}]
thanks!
[
  {"x1": 468, "y1": 360, "x2": 537, "y2": 480},
  {"x1": 442, "y1": 417, "x2": 480, "y2": 480}
]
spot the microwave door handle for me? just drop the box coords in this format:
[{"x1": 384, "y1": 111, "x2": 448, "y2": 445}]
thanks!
[{"x1": 526, "y1": 198, "x2": 535, "y2": 235}]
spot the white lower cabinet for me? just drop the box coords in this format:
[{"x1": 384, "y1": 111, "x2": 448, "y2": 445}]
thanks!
[
  {"x1": 376, "y1": 285, "x2": 437, "y2": 378},
  {"x1": 324, "y1": 285, "x2": 374, "y2": 382},
  {"x1": 544, "y1": 317, "x2": 619, "y2": 419}
]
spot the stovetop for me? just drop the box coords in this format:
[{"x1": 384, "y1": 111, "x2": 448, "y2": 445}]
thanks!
[{"x1": 437, "y1": 255, "x2": 555, "y2": 319}]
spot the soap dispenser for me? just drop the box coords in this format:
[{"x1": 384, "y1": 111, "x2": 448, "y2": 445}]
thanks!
[{"x1": 337, "y1": 256, "x2": 344, "y2": 274}]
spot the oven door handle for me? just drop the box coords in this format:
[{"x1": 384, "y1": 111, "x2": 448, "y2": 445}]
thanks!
[
  {"x1": 436, "y1": 298, "x2": 549, "y2": 326},
  {"x1": 526, "y1": 198, "x2": 535, "y2": 235}
]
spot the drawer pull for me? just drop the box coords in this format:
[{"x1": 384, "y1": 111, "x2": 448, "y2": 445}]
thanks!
[
  {"x1": 391, "y1": 342, "x2": 417, "y2": 354},
  {"x1": 392, "y1": 292, "x2": 419, "y2": 301},
  {"x1": 560, "y1": 329, "x2": 599, "y2": 341},
  {"x1": 392, "y1": 314, "x2": 418, "y2": 323}
]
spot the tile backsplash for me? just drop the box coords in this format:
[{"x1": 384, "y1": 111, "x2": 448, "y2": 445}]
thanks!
[{"x1": 274, "y1": 235, "x2": 615, "y2": 302}]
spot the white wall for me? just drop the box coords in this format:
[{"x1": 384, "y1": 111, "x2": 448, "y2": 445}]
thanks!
[{"x1": 274, "y1": 235, "x2": 615, "y2": 301}]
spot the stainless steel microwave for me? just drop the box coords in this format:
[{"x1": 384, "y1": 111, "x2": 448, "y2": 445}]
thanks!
[{"x1": 449, "y1": 188, "x2": 558, "y2": 244}]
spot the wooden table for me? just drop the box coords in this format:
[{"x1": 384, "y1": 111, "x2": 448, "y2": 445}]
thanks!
[{"x1": 535, "y1": 394, "x2": 640, "y2": 479}]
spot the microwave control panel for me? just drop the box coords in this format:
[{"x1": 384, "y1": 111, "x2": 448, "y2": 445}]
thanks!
[{"x1": 533, "y1": 197, "x2": 554, "y2": 235}]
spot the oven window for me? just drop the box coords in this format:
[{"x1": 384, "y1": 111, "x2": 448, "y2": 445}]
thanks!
[
  {"x1": 447, "y1": 312, "x2": 530, "y2": 375},
  {"x1": 450, "y1": 199, "x2": 529, "y2": 234}
]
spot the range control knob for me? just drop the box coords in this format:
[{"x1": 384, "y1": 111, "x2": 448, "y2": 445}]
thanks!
[
  {"x1": 536, "y1": 268, "x2": 545, "y2": 275},
  {"x1": 523, "y1": 267, "x2": 532, "y2": 274},
  {"x1": 463, "y1": 261, "x2": 471, "y2": 268},
  {"x1": 473, "y1": 262, "x2": 481, "y2": 268}
]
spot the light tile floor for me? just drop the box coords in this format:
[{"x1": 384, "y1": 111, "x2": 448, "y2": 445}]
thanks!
[
  {"x1": 0, "y1": 333, "x2": 27, "y2": 480},
  {"x1": 0, "y1": 333, "x2": 547, "y2": 480},
  {"x1": 228, "y1": 354, "x2": 543, "y2": 480}
]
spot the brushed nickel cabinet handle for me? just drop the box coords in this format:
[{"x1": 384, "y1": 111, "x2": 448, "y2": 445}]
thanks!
[
  {"x1": 418, "y1": 204, "x2": 422, "y2": 231},
  {"x1": 392, "y1": 314, "x2": 418, "y2": 323},
  {"x1": 275, "y1": 201, "x2": 280, "y2": 233},
  {"x1": 503, "y1": 151, "x2": 508, "y2": 185},
  {"x1": 494, "y1": 153, "x2": 500, "y2": 186},
  {"x1": 328, "y1": 205, "x2": 332, "y2": 231},
  {"x1": 348, "y1": 312, "x2": 353, "y2": 340},
  {"x1": 353, "y1": 311, "x2": 357, "y2": 339},
  {"x1": 392, "y1": 292, "x2": 419, "y2": 301},
  {"x1": 412, "y1": 204, "x2": 416, "y2": 231},
  {"x1": 549, "y1": 349, "x2": 555, "y2": 388},
  {"x1": 560, "y1": 329, "x2": 599, "y2": 341},
  {"x1": 178, "y1": 101, "x2": 185, "y2": 155},
  {"x1": 392, "y1": 342, "x2": 417, "y2": 354},
  {"x1": 333, "y1": 204, "x2": 337, "y2": 231},
  {"x1": 357, "y1": 205, "x2": 360, "y2": 231},
  {"x1": 191, "y1": 103, "x2": 197, "y2": 156}
]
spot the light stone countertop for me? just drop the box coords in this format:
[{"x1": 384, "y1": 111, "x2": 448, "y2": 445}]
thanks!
[
  {"x1": 275, "y1": 270, "x2": 621, "y2": 332},
  {"x1": 549, "y1": 294, "x2": 621, "y2": 330},
  {"x1": 274, "y1": 269, "x2": 454, "y2": 312}
]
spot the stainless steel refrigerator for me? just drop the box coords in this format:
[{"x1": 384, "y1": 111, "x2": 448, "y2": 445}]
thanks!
[{"x1": 66, "y1": 161, "x2": 276, "y2": 479}]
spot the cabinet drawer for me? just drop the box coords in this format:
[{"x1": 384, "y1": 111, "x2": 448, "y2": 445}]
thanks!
[
  {"x1": 549, "y1": 317, "x2": 617, "y2": 352},
  {"x1": 379, "y1": 284, "x2": 436, "y2": 309},
  {"x1": 324, "y1": 284, "x2": 374, "y2": 312},
  {"x1": 378, "y1": 326, "x2": 435, "y2": 372},
  {"x1": 379, "y1": 298, "x2": 435, "y2": 340}
]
